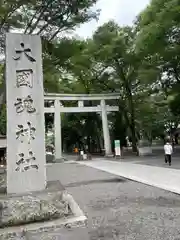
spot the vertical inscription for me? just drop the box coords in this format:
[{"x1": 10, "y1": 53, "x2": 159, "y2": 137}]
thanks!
[
  {"x1": 16, "y1": 121, "x2": 36, "y2": 143},
  {"x1": 16, "y1": 70, "x2": 33, "y2": 88},
  {"x1": 15, "y1": 151, "x2": 38, "y2": 172},
  {"x1": 6, "y1": 33, "x2": 46, "y2": 194},
  {"x1": 14, "y1": 95, "x2": 36, "y2": 114},
  {"x1": 14, "y1": 44, "x2": 37, "y2": 171},
  {"x1": 13, "y1": 42, "x2": 36, "y2": 62}
]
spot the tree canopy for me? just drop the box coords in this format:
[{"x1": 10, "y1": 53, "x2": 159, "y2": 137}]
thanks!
[
  {"x1": 0, "y1": 0, "x2": 99, "y2": 52},
  {"x1": 1, "y1": 0, "x2": 180, "y2": 153}
]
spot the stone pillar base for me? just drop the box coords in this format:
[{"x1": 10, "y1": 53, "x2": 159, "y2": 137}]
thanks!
[
  {"x1": 138, "y1": 147, "x2": 152, "y2": 156},
  {"x1": 105, "y1": 154, "x2": 114, "y2": 158},
  {"x1": 0, "y1": 181, "x2": 89, "y2": 240}
]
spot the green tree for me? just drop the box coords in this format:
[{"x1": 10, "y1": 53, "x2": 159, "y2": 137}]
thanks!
[
  {"x1": 0, "y1": 0, "x2": 99, "y2": 50},
  {"x1": 0, "y1": 0, "x2": 100, "y2": 110},
  {"x1": 136, "y1": 0, "x2": 180, "y2": 94},
  {"x1": 44, "y1": 37, "x2": 127, "y2": 152},
  {"x1": 0, "y1": 104, "x2": 6, "y2": 135},
  {"x1": 136, "y1": 0, "x2": 180, "y2": 131},
  {"x1": 89, "y1": 21, "x2": 153, "y2": 152}
]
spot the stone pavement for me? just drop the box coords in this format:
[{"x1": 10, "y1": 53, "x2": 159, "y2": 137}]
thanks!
[
  {"x1": 119, "y1": 155, "x2": 180, "y2": 170},
  {"x1": 76, "y1": 159, "x2": 180, "y2": 195},
  {"x1": 47, "y1": 162, "x2": 180, "y2": 240}
]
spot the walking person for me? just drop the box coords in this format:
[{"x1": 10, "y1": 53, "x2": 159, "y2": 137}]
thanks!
[{"x1": 164, "y1": 141, "x2": 173, "y2": 166}]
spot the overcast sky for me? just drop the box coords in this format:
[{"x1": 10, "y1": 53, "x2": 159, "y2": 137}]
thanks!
[{"x1": 75, "y1": 0, "x2": 150, "y2": 38}]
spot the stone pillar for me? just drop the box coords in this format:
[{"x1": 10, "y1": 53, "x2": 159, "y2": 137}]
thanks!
[
  {"x1": 6, "y1": 33, "x2": 46, "y2": 194},
  {"x1": 54, "y1": 99, "x2": 62, "y2": 160},
  {"x1": 100, "y1": 99, "x2": 112, "y2": 156}
]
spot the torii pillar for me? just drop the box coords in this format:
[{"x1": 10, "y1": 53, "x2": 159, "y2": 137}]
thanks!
[
  {"x1": 54, "y1": 99, "x2": 62, "y2": 160},
  {"x1": 101, "y1": 99, "x2": 112, "y2": 156}
]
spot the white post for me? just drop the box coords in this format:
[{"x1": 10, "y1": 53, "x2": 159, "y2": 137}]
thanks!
[
  {"x1": 54, "y1": 99, "x2": 62, "y2": 160},
  {"x1": 78, "y1": 100, "x2": 84, "y2": 107},
  {"x1": 101, "y1": 99, "x2": 112, "y2": 156}
]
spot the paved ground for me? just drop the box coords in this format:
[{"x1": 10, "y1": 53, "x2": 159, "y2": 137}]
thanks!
[
  {"x1": 78, "y1": 155, "x2": 180, "y2": 170},
  {"x1": 63, "y1": 145, "x2": 180, "y2": 170},
  {"x1": 150, "y1": 145, "x2": 180, "y2": 156},
  {"x1": 116, "y1": 155, "x2": 180, "y2": 170},
  {"x1": 47, "y1": 162, "x2": 180, "y2": 240},
  {"x1": 77, "y1": 160, "x2": 180, "y2": 194}
]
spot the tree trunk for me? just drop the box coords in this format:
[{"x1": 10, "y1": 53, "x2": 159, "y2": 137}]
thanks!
[
  {"x1": 130, "y1": 122, "x2": 137, "y2": 153},
  {"x1": 117, "y1": 64, "x2": 138, "y2": 154},
  {"x1": 0, "y1": 91, "x2": 5, "y2": 110},
  {"x1": 129, "y1": 104, "x2": 138, "y2": 153},
  {"x1": 97, "y1": 134, "x2": 102, "y2": 153},
  {"x1": 125, "y1": 82, "x2": 138, "y2": 153},
  {"x1": 87, "y1": 136, "x2": 91, "y2": 153},
  {"x1": 0, "y1": 65, "x2": 6, "y2": 112}
]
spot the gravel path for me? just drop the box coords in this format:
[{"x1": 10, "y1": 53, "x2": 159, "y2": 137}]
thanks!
[{"x1": 47, "y1": 162, "x2": 180, "y2": 240}]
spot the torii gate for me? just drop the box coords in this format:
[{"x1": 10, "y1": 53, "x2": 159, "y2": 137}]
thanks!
[{"x1": 44, "y1": 93, "x2": 120, "y2": 159}]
